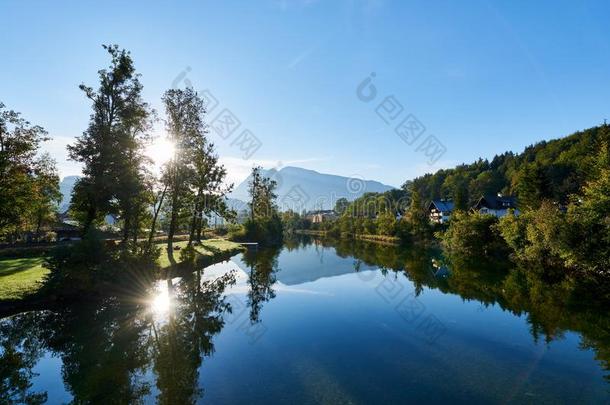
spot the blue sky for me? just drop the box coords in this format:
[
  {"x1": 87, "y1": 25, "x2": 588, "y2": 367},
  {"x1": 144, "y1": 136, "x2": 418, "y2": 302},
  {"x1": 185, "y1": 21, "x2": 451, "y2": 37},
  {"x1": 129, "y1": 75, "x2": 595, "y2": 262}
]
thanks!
[{"x1": 2, "y1": 0, "x2": 610, "y2": 187}]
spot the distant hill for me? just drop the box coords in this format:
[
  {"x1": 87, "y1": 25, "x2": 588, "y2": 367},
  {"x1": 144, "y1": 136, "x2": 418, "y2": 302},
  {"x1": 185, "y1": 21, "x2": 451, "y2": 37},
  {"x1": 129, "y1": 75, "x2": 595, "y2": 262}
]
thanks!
[
  {"x1": 60, "y1": 167, "x2": 395, "y2": 214},
  {"x1": 410, "y1": 125, "x2": 609, "y2": 208},
  {"x1": 59, "y1": 175, "x2": 80, "y2": 213},
  {"x1": 230, "y1": 166, "x2": 394, "y2": 211}
]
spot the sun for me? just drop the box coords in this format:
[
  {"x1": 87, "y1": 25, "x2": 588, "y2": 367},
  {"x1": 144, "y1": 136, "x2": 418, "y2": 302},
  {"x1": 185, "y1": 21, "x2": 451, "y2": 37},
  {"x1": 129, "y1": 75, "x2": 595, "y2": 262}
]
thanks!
[{"x1": 146, "y1": 137, "x2": 175, "y2": 167}]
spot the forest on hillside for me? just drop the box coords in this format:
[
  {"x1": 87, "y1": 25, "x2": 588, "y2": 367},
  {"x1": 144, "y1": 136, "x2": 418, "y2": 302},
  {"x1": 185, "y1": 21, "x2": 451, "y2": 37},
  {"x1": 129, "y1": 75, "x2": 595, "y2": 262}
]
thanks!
[{"x1": 407, "y1": 125, "x2": 609, "y2": 210}]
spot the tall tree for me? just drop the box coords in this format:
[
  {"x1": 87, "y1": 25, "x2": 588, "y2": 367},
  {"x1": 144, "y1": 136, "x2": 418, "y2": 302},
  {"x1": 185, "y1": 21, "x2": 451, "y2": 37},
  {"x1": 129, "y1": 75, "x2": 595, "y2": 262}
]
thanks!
[
  {"x1": 31, "y1": 153, "x2": 62, "y2": 241},
  {"x1": 516, "y1": 162, "x2": 550, "y2": 211},
  {"x1": 188, "y1": 138, "x2": 232, "y2": 244},
  {"x1": 248, "y1": 166, "x2": 278, "y2": 220},
  {"x1": 0, "y1": 102, "x2": 59, "y2": 241},
  {"x1": 403, "y1": 189, "x2": 429, "y2": 239},
  {"x1": 161, "y1": 88, "x2": 217, "y2": 257},
  {"x1": 68, "y1": 44, "x2": 153, "y2": 238}
]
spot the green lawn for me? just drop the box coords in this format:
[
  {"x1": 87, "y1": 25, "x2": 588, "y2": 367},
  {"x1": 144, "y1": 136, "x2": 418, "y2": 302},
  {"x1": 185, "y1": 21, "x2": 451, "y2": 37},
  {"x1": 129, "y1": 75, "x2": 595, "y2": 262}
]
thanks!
[
  {"x1": 0, "y1": 256, "x2": 49, "y2": 301},
  {"x1": 0, "y1": 239, "x2": 242, "y2": 301},
  {"x1": 157, "y1": 239, "x2": 244, "y2": 268}
]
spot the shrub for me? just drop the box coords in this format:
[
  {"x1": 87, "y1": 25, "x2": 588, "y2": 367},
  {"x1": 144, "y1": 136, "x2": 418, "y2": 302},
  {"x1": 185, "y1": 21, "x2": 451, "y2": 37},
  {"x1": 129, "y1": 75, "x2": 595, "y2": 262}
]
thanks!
[
  {"x1": 43, "y1": 230, "x2": 160, "y2": 299},
  {"x1": 440, "y1": 211, "x2": 507, "y2": 257}
]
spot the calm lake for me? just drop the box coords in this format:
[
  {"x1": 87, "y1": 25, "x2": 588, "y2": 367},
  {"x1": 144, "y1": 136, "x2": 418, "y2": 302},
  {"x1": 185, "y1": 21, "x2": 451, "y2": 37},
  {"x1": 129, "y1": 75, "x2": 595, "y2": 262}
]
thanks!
[{"x1": 1, "y1": 237, "x2": 609, "y2": 404}]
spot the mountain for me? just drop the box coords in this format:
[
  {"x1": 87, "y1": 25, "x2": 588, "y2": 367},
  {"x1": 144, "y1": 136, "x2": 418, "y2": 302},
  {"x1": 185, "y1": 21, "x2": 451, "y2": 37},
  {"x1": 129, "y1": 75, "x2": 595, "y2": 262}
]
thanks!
[
  {"x1": 59, "y1": 175, "x2": 80, "y2": 213},
  {"x1": 230, "y1": 166, "x2": 394, "y2": 211}
]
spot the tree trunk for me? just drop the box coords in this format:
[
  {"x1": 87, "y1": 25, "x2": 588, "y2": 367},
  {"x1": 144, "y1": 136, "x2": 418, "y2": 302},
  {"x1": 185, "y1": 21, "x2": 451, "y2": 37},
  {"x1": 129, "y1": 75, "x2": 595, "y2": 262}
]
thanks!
[
  {"x1": 196, "y1": 210, "x2": 204, "y2": 242},
  {"x1": 188, "y1": 189, "x2": 203, "y2": 245},
  {"x1": 35, "y1": 213, "x2": 43, "y2": 243},
  {"x1": 83, "y1": 206, "x2": 97, "y2": 235},
  {"x1": 148, "y1": 185, "x2": 167, "y2": 245},
  {"x1": 167, "y1": 190, "x2": 178, "y2": 254},
  {"x1": 122, "y1": 214, "x2": 131, "y2": 243}
]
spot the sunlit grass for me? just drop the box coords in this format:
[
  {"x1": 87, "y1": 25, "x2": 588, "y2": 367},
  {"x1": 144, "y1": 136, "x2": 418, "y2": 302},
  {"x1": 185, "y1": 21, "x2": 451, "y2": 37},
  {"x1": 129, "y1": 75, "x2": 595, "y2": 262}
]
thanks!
[
  {"x1": 0, "y1": 256, "x2": 49, "y2": 301},
  {"x1": 156, "y1": 239, "x2": 243, "y2": 268},
  {"x1": 0, "y1": 238, "x2": 242, "y2": 301}
]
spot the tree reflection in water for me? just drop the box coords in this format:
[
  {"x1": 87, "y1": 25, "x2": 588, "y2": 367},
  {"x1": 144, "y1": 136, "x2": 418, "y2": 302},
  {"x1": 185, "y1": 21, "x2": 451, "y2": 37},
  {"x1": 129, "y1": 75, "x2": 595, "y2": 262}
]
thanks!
[
  {"x1": 0, "y1": 265, "x2": 237, "y2": 404},
  {"x1": 1, "y1": 237, "x2": 609, "y2": 402},
  {"x1": 314, "y1": 236, "x2": 610, "y2": 382},
  {"x1": 241, "y1": 246, "x2": 281, "y2": 324}
]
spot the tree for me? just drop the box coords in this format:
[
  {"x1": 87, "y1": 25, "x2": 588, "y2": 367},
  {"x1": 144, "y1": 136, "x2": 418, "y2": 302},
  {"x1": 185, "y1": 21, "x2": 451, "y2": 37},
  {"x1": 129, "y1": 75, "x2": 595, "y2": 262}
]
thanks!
[
  {"x1": 188, "y1": 140, "x2": 232, "y2": 244},
  {"x1": 0, "y1": 102, "x2": 59, "y2": 242},
  {"x1": 245, "y1": 166, "x2": 283, "y2": 245},
  {"x1": 31, "y1": 153, "x2": 62, "y2": 241},
  {"x1": 440, "y1": 211, "x2": 507, "y2": 257},
  {"x1": 68, "y1": 44, "x2": 153, "y2": 238},
  {"x1": 402, "y1": 190, "x2": 430, "y2": 240},
  {"x1": 376, "y1": 210, "x2": 396, "y2": 236},
  {"x1": 334, "y1": 198, "x2": 349, "y2": 215},
  {"x1": 566, "y1": 139, "x2": 610, "y2": 276},
  {"x1": 161, "y1": 88, "x2": 203, "y2": 257},
  {"x1": 516, "y1": 162, "x2": 550, "y2": 211},
  {"x1": 248, "y1": 166, "x2": 278, "y2": 220}
]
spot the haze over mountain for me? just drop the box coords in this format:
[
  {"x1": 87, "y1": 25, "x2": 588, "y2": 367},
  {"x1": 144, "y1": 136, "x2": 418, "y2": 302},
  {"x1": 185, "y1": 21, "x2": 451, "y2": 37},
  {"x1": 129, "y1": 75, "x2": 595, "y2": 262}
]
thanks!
[
  {"x1": 59, "y1": 167, "x2": 394, "y2": 214},
  {"x1": 229, "y1": 166, "x2": 394, "y2": 211}
]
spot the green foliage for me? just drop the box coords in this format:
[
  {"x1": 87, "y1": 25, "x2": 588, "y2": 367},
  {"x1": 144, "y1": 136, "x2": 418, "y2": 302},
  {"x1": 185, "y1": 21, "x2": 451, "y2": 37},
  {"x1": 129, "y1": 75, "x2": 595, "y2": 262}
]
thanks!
[
  {"x1": 407, "y1": 125, "x2": 610, "y2": 210},
  {"x1": 244, "y1": 216, "x2": 283, "y2": 246},
  {"x1": 281, "y1": 210, "x2": 309, "y2": 233},
  {"x1": 43, "y1": 231, "x2": 160, "y2": 298},
  {"x1": 0, "y1": 102, "x2": 60, "y2": 241},
  {"x1": 160, "y1": 87, "x2": 232, "y2": 254},
  {"x1": 440, "y1": 211, "x2": 507, "y2": 257},
  {"x1": 334, "y1": 198, "x2": 350, "y2": 215},
  {"x1": 401, "y1": 190, "x2": 431, "y2": 241},
  {"x1": 68, "y1": 44, "x2": 153, "y2": 236},
  {"x1": 496, "y1": 202, "x2": 568, "y2": 273},
  {"x1": 244, "y1": 167, "x2": 284, "y2": 245},
  {"x1": 564, "y1": 140, "x2": 610, "y2": 277},
  {"x1": 376, "y1": 211, "x2": 396, "y2": 236},
  {"x1": 493, "y1": 139, "x2": 610, "y2": 289}
]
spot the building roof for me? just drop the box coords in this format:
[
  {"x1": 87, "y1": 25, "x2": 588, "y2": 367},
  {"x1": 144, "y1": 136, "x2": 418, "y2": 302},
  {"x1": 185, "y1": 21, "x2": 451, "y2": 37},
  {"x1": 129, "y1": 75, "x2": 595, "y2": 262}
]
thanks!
[
  {"x1": 428, "y1": 199, "x2": 455, "y2": 213},
  {"x1": 307, "y1": 210, "x2": 336, "y2": 216},
  {"x1": 473, "y1": 195, "x2": 517, "y2": 210}
]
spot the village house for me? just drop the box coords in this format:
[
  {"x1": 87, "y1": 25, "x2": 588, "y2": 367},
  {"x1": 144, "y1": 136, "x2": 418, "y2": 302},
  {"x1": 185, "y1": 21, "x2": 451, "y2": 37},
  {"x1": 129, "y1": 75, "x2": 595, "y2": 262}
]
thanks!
[
  {"x1": 472, "y1": 194, "x2": 519, "y2": 217},
  {"x1": 427, "y1": 199, "x2": 455, "y2": 224},
  {"x1": 306, "y1": 210, "x2": 338, "y2": 223}
]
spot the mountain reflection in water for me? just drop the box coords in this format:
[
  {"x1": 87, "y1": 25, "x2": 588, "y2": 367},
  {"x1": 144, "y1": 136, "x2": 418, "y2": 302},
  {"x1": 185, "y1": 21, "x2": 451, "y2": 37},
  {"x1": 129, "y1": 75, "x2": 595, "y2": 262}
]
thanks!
[{"x1": 1, "y1": 236, "x2": 609, "y2": 404}]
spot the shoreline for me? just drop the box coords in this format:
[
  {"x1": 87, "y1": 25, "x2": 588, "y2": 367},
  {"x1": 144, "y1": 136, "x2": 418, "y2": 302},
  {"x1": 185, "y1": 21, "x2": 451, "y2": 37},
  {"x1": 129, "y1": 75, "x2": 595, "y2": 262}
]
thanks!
[
  {"x1": 0, "y1": 238, "x2": 245, "y2": 318},
  {"x1": 294, "y1": 229, "x2": 402, "y2": 246}
]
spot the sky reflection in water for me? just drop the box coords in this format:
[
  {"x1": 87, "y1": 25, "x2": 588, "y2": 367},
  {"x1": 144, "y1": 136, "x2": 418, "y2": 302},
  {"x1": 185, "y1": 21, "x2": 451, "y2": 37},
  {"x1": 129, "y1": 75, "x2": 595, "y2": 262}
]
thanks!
[{"x1": 1, "y1": 237, "x2": 609, "y2": 404}]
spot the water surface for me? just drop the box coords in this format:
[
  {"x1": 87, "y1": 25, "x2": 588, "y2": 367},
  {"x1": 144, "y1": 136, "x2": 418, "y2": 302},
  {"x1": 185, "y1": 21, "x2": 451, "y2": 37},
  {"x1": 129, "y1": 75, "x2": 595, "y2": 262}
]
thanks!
[{"x1": 1, "y1": 237, "x2": 609, "y2": 403}]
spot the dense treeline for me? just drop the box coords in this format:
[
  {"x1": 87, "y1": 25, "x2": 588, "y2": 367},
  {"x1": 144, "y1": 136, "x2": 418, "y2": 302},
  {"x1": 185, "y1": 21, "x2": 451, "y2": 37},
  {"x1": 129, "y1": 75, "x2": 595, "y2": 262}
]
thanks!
[
  {"x1": 440, "y1": 126, "x2": 610, "y2": 299},
  {"x1": 285, "y1": 188, "x2": 432, "y2": 243},
  {"x1": 408, "y1": 125, "x2": 609, "y2": 210},
  {"x1": 285, "y1": 123, "x2": 610, "y2": 299}
]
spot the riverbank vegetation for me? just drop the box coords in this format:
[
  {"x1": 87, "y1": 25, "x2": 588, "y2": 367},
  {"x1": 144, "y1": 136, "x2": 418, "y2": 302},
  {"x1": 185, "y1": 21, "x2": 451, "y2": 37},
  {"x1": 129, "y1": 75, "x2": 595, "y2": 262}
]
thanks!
[
  {"x1": 228, "y1": 166, "x2": 283, "y2": 246},
  {"x1": 285, "y1": 124, "x2": 610, "y2": 301},
  {"x1": 0, "y1": 44, "x2": 255, "y2": 305}
]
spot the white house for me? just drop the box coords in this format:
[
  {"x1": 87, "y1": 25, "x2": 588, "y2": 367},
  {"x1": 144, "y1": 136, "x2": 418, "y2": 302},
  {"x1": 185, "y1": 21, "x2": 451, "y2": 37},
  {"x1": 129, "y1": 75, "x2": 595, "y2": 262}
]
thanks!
[
  {"x1": 472, "y1": 194, "x2": 519, "y2": 217},
  {"x1": 427, "y1": 199, "x2": 455, "y2": 224}
]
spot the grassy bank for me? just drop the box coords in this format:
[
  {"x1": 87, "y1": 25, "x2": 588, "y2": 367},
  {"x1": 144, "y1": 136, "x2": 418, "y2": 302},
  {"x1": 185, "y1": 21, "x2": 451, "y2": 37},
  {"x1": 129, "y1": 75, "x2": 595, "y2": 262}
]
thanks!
[
  {"x1": 0, "y1": 256, "x2": 49, "y2": 301},
  {"x1": 294, "y1": 229, "x2": 401, "y2": 245},
  {"x1": 354, "y1": 234, "x2": 401, "y2": 245},
  {"x1": 294, "y1": 229, "x2": 327, "y2": 236},
  {"x1": 0, "y1": 238, "x2": 244, "y2": 303},
  {"x1": 158, "y1": 239, "x2": 244, "y2": 268}
]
